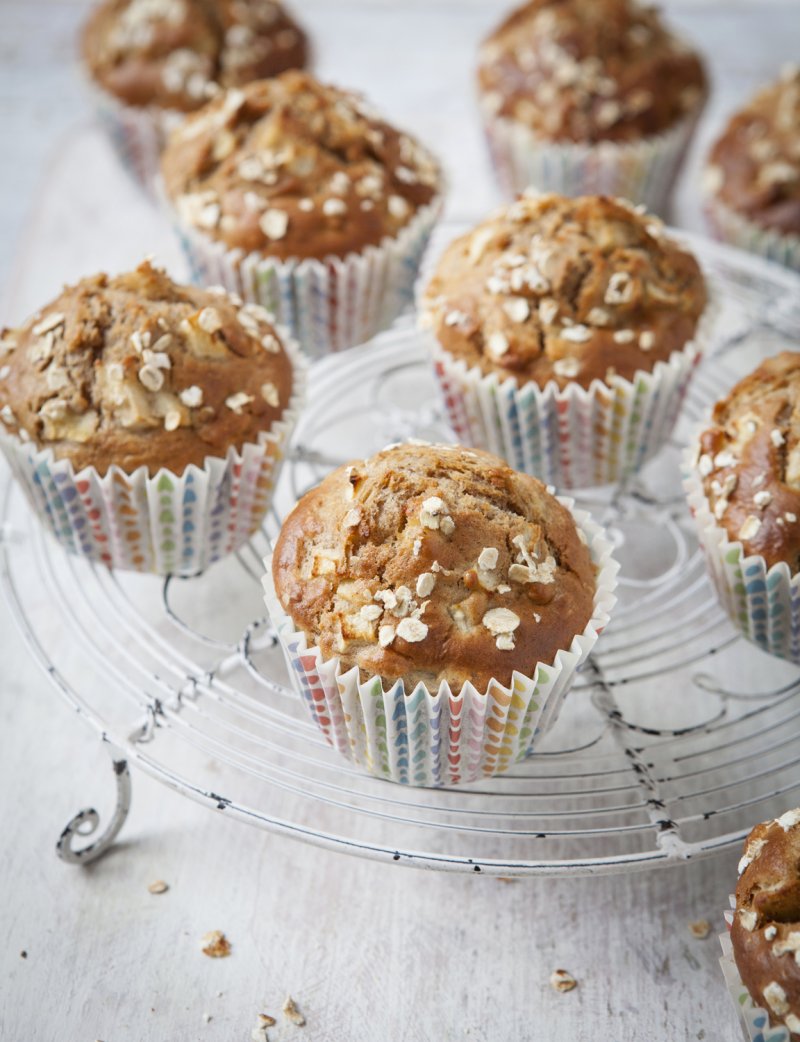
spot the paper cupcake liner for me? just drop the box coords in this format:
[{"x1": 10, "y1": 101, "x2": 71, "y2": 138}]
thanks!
[
  {"x1": 480, "y1": 103, "x2": 701, "y2": 215},
  {"x1": 86, "y1": 75, "x2": 184, "y2": 193},
  {"x1": 169, "y1": 195, "x2": 443, "y2": 358},
  {"x1": 705, "y1": 195, "x2": 800, "y2": 273},
  {"x1": 0, "y1": 336, "x2": 305, "y2": 576},
  {"x1": 684, "y1": 453, "x2": 800, "y2": 664},
  {"x1": 262, "y1": 497, "x2": 617, "y2": 787},
  {"x1": 720, "y1": 897, "x2": 794, "y2": 1042},
  {"x1": 430, "y1": 299, "x2": 717, "y2": 488}
]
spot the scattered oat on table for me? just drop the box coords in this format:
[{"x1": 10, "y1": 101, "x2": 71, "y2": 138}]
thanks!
[
  {"x1": 200, "y1": 930, "x2": 232, "y2": 958},
  {"x1": 251, "y1": 1015, "x2": 276, "y2": 1042},
  {"x1": 550, "y1": 969, "x2": 578, "y2": 993},
  {"x1": 258, "y1": 1015, "x2": 277, "y2": 1028},
  {"x1": 283, "y1": 995, "x2": 306, "y2": 1026},
  {"x1": 148, "y1": 880, "x2": 169, "y2": 895},
  {"x1": 688, "y1": 918, "x2": 711, "y2": 939},
  {"x1": 202, "y1": 1012, "x2": 212, "y2": 1024}
]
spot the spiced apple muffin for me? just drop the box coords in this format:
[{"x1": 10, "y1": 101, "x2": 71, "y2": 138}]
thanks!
[
  {"x1": 161, "y1": 71, "x2": 443, "y2": 355},
  {"x1": 0, "y1": 261, "x2": 303, "y2": 574},
  {"x1": 730, "y1": 809, "x2": 800, "y2": 1038},
  {"x1": 705, "y1": 66, "x2": 800, "y2": 270},
  {"x1": 422, "y1": 192, "x2": 710, "y2": 487},
  {"x1": 685, "y1": 352, "x2": 800, "y2": 662},
  {"x1": 477, "y1": 0, "x2": 707, "y2": 209},
  {"x1": 264, "y1": 442, "x2": 617, "y2": 785},
  {"x1": 81, "y1": 0, "x2": 309, "y2": 186}
]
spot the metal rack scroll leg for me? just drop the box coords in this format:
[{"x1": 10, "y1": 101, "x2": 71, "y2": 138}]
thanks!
[{"x1": 56, "y1": 740, "x2": 131, "y2": 865}]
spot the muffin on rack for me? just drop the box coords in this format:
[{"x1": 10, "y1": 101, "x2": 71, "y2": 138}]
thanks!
[
  {"x1": 421, "y1": 192, "x2": 710, "y2": 488},
  {"x1": 0, "y1": 260, "x2": 303, "y2": 574},
  {"x1": 728, "y1": 809, "x2": 800, "y2": 1039},
  {"x1": 81, "y1": 0, "x2": 309, "y2": 187},
  {"x1": 161, "y1": 71, "x2": 443, "y2": 357},
  {"x1": 685, "y1": 351, "x2": 800, "y2": 662},
  {"x1": 263, "y1": 441, "x2": 617, "y2": 786},
  {"x1": 477, "y1": 0, "x2": 707, "y2": 211},
  {"x1": 705, "y1": 66, "x2": 800, "y2": 271}
]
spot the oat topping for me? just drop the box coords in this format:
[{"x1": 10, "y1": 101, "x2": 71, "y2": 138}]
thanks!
[
  {"x1": 272, "y1": 442, "x2": 597, "y2": 692},
  {"x1": 423, "y1": 193, "x2": 706, "y2": 391},
  {"x1": 478, "y1": 0, "x2": 706, "y2": 144},
  {"x1": 82, "y1": 0, "x2": 310, "y2": 114},
  {"x1": 0, "y1": 261, "x2": 294, "y2": 476},
  {"x1": 162, "y1": 73, "x2": 441, "y2": 260},
  {"x1": 697, "y1": 352, "x2": 800, "y2": 572}
]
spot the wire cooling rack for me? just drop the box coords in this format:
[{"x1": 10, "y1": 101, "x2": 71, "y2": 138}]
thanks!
[{"x1": 3, "y1": 232, "x2": 800, "y2": 876}]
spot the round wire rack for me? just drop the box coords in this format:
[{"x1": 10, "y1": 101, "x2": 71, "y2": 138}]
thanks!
[{"x1": 3, "y1": 232, "x2": 800, "y2": 876}]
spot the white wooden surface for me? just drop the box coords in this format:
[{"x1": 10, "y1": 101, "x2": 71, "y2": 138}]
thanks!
[{"x1": 1, "y1": 2, "x2": 799, "y2": 1040}]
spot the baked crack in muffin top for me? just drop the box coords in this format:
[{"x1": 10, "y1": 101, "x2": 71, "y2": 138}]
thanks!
[
  {"x1": 478, "y1": 0, "x2": 706, "y2": 143},
  {"x1": 272, "y1": 442, "x2": 597, "y2": 692},
  {"x1": 82, "y1": 0, "x2": 309, "y2": 112},
  {"x1": 695, "y1": 351, "x2": 800, "y2": 572},
  {"x1": 162, "y1": 72, "x2": 441, "y2": 259},
  {"x1": 0, "y1": 261, "x2": 295, "y2": 475},
  {"x1": 423, "y1": 193, "x2": 707, "y2": 390}
]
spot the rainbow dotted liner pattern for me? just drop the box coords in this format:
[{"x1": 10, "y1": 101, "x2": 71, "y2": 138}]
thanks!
[
  {"x1": 433, "y1": 338, "x2": 699, "y2": 489},
  {"x1": 480, "y1": 103, "x2": 701, "y2": 215},
  {"x1": 171, "y1": 195, "x2": 442, "y2": 359},
  {"x1": 684, "y1": 460, "x2": 800, "y2": 665},
  {"x1": 0, "y1": 337, "x2": 305, "y2": 576},
  {"x1": 262, "y1": 499, "x2": 618, "y2": 787}
]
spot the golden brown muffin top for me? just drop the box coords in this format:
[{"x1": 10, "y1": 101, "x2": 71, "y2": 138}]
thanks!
[
  {"x1": 477, "y1": 0, "x2": 706, "y2": 143},
  {"x1": 272, "y1": 442, "x2": 597, "y2": 693},
  {"x1": 422, "y1": 193, "x2": 707, "y2": 391},
  {"x1": 731, "y1": 810, "x2": 800, "y2": 1038},
  {"x1": 706, "y1": 67, "x2": 800, "y2": 237},
  {"x1": 161, "y1": 72, "x2": 441, "y2": 259},
  {"x1": 82, "y1": 0, "x2": 309, "y2": 112},
  {"x1": 0, "y1": 262, "x2": 296, "y2": 476},
  {"x1": 696, "y1": 352, "x2": 800, "y2": 573}
]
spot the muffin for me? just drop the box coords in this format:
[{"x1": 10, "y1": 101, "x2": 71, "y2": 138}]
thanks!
[
  {"x1": 263, "y1": 442, "x2": 617, "y2": 785},
  {"x1": 0, "y1": 261, "x2": 304, "y2": 574},
  {"x1": 81, "y1": 0, "x2": 309, "y2": 187},
  {"x1": 422, "y1": 192, "x2": 710, "y2": 488},
  {"x1": 477, "y1": 0, "x2": 707, "y2": 211},
  {"x1": 685, "y1": 352, "x2": 800, "y2": 662},
  {"x1": 161, "y1": 71, "x2": 443, "y2": 357},
  {"x1": 728, "y1": 810, "x2": 800, "y2": 1039},
  {"x1": 705, "y1": 66, "x2": 800, "y2": 271}
]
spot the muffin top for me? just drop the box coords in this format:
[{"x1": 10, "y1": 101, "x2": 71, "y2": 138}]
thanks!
[
  {"x1": 82, "y1": 0, "x2": 308, "y2": 112},
  {"x1": 161, "y1": 72, "x2": 441, "y2": 259},
  {"x1": 731, "y1": 809, "x2": 800, "y2": 1038},
  {"x1": 0, "y1": 262, "x2": 296, "y2": 476},
  {"x1": 696, "y1": 352, "x2": 800, "y2": 573},
  {"x1": 477, "y1": 0, "x2": 706, "y2": 143},
  {"x1": 706, "y1": 67, "x2": 800, "y2": 237},
  {"x1": 272, "y1": 442, "x2": 597, "y2": 693},
  {"x1": 422, "y1": 193, "x2": 707, "y2": 391}
]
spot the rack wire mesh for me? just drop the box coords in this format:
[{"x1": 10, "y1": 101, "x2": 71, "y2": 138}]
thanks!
[{"x1": 2, "y1": 232, "x2": 800, "y2": 876}]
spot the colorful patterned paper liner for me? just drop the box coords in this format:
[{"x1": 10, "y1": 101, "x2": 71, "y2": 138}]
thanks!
[
  {"x1": 684, "y1": 452, "x2": 800, "y2": 664},
  {"x1": 0, "y1": 335, "x2": 306, "y2": 576},
  {"x1": 85, "y1": 73, "x2": 184, "y2": 193},
  {"x1": 705, "y1": 194, "x2": 800, "y2": 273},
  {"x1": 167, "y1": 192, "x2": 443, "y2": 359},
  {"x1": 720, "y1": 898, "x2": 793, "y2": 1042},
  {"x1": 479, "y1": 101, "x2": 702, "y2": 215},
  {"x1": 262, "y1": 497, "x2": 618, "y2": 787},
  {"x1": 429, "y1": 297, "x2": 718, "y2": 489}
]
